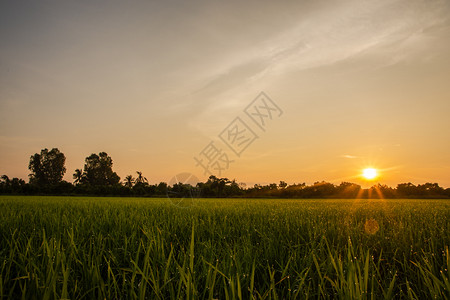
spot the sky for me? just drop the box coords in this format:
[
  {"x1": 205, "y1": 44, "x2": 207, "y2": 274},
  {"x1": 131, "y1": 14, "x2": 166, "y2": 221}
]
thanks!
[{"x1": 1, "y1": 0, "x2": 450, "y2": 188}]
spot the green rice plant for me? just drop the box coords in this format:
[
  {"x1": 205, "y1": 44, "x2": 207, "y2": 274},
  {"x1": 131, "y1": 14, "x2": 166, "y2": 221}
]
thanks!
[{"x1": 0, "y1": 196, "x2": 448, "y2": 299}]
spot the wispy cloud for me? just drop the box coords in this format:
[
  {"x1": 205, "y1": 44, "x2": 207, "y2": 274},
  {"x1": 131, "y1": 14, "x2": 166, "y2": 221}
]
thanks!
[
  {"x1": 259, "y1": 0, "x2": 447, "y2": 74},
  {"x1": 186, "y1": 0, "x2": 449, "y2": 133}
]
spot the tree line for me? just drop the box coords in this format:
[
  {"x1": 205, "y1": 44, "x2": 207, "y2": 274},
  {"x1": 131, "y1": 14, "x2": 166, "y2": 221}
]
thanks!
[{"x1": 1, "y1": 148, "x2": 449, "y2": 198}]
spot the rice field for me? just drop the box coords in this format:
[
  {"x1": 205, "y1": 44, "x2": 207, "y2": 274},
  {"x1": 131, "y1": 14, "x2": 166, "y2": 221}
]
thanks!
[{"x1": 0, "y1": 196, "x2": 449, "y2": 299}]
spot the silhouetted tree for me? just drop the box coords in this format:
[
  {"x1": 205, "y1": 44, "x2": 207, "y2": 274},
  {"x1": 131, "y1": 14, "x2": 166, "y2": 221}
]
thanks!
[
  {"x1": 169, "y1": 182, "x2": 194, "y2": 198},
  {"x1": 211, "y1": 176, "x2": 231, "y2": 197},
  {"x1": 197, "y1": 175, "x2": 233, "y2": 197},
  {"x1": 337, "y1": 182, "x2": 361, "y2": 198},
  {"x1": 416, "y1": 183, "x2": 444, "y2": 197},
  {"x1": 0, "y1": 175, "x2": 10, "y2": 193},
  {"x1": 445, "y1": 188, "x2": 450, "y2": 198},
  {"x1": 132, "y1": 171, "x2": 149, "y2": 195},
  {"x1": 268, "y1": 183, "x2": 278, "y2": 190},
  {"x1": 123, "y1": 175, "x2": 135, "y2": 188},
  {"x1": 279, "y1": 182, "x2": 306, "y2": 198},
  {"x1": 135, "y1": 171, "x2": 148, "y2": 185},
  {"x1": 73, "y1": 169, "x2": 84, "y2": 185},
  {"x1": 228, "y1": 180, "x2": 243, "y2": 196},
  {"x1": 304, "y1": 181, "x2": 336, "y2": 198},
  {"x1": 80, "y1": 152, "x2": 120, "y2": 186},
  {"x1": 1, "y1": 175, "x2": 10, "y2": 186},
  {"x1": 0, "y1": 175, "x2": 26, "y2": 194},
  {"x1": 10, "y1": 177, "x2": 26, "y2": 191},
  {"x1": 5, "y1": 146, "x2": 450, "y2": 198},
  {"x1": 156, "y1": 182, "x2": 168, "y2": 195},
  {"x1": 369, "y1": 184, "x2": 396, "y2": 198},
  {"x1": 28, "y1": 148, "x2": 66, "y2": 186},
  {"x1": 397, "y1": 183, "x2": 417, "y2": 197}
]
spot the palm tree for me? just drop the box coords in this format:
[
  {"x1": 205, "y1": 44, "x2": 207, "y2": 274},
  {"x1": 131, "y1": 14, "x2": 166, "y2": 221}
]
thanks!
[
  {"x1": 73, "y1": 169, "x2": 83, "y2": 185},
  {"x1": 124, "y1": 175, "x2": 135, "y2": 188},
  {"x1": 135, "y1": 171, "x2": 148, "y2": 185}
]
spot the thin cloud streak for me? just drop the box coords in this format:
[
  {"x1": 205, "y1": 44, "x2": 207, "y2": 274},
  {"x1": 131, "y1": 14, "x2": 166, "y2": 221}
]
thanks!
[{"x1": 187, "y1": 0, "x2": 449, "y2": 134}]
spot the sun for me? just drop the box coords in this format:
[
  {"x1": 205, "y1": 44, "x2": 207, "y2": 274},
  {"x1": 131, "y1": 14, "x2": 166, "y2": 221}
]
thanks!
[{"x1": 362, "y1": 168, "x2": 378, "y2": 180}]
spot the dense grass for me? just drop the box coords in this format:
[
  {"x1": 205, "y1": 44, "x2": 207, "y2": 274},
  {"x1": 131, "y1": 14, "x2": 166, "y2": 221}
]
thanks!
[{"x1": 0, "y1": 196, "x2": 449, "y2": 299}]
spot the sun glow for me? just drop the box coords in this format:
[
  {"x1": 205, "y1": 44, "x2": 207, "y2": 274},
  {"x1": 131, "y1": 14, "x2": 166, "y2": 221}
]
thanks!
[{"x1": 362, "y1": 168, "x2": 378, "y2": 180}]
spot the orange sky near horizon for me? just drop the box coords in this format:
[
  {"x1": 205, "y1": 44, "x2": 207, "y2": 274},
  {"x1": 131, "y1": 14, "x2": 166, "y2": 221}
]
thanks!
[{"x1": 1, "y1": 0, "x2": 450, "y2": 188}]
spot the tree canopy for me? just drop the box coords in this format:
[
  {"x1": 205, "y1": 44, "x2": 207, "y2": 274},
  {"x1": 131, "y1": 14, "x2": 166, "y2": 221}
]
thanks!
[
  {"x1": 1, "y1": 148, "x2": 449, "y2": 198},
  {"x1": 77, "y1": 152, "x2": 120, "y2": 186},
  {"x1": 28, "y1": 148, "x2": 66, "y2": 186}
]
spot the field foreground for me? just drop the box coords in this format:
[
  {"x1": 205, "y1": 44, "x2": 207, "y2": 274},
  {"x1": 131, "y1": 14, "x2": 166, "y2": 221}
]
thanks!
[{"x1": 0, "y1": 196, "x2": 449, "y2": 299}]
